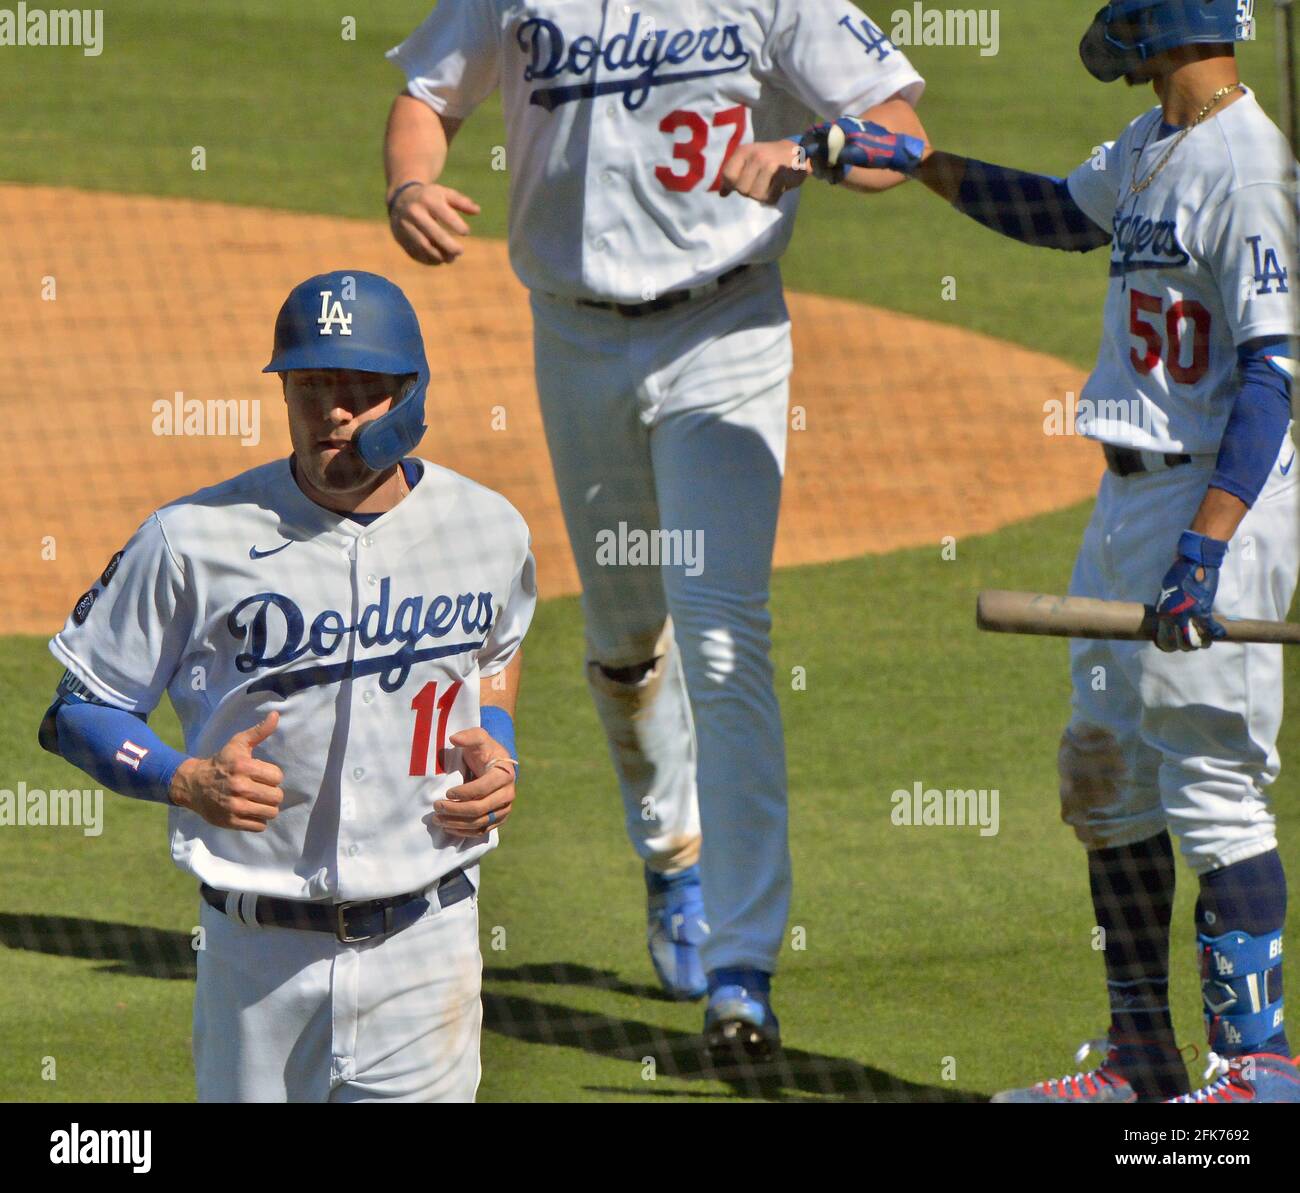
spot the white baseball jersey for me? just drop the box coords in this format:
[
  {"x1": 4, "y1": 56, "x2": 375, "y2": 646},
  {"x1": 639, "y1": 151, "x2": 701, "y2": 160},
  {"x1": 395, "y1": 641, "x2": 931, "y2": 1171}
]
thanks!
[
  {"x1": 49, "y1": 459, "x2": 536, "y2": 902},
  {"x1": 388, "y1": 0, "x2": 923, "y2": 302},
  {"x1": 1066, "y1": 88, "x2": 1298, "y2": 454}
]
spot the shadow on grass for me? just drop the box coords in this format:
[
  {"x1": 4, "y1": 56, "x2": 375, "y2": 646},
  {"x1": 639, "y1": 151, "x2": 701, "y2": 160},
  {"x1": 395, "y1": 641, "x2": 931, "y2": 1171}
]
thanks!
[
  {"x1": 0, "y1": 913, "x2": 197, "y2": 980},
  {"x1": 0, "y1": 918, "x2": 980, "y2": 1101},
  {"x1": 483, "y1": 961, "x2": 982, "y2": 1103}
]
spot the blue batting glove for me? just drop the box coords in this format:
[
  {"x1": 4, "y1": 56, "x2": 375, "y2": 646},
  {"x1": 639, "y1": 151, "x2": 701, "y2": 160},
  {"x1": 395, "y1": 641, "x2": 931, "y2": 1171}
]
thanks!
[
  {"x1": 797, "y1": 117, "x2": 926, "y2": 183},
  {"x1": 1154, "y1": 531, "x2": 1229, "y2": 653}
]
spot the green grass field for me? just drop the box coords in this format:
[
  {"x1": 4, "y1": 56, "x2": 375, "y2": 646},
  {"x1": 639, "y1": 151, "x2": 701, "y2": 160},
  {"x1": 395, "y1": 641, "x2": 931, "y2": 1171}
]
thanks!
[{"x1": 0, "y1": 2, "x2": 1296, "y2": 1102}]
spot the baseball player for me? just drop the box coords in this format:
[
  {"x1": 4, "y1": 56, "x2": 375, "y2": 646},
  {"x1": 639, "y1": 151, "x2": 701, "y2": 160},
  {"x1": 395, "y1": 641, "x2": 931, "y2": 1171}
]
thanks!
[
  {"x1": 39, "y1": 271, "x2": 537, "y2": 1102},
  {"x1": 382, "y1": 0, "x2": 926, "y2": 1060},
  {"x1": 731, "y1": 0, "x2": 1299, "y2": 1100}
]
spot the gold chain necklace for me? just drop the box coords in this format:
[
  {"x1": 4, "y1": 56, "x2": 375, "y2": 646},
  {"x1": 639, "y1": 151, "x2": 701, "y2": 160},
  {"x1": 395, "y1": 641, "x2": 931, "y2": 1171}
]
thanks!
[{"x1": 1130, "y1": 84, "x2": 1242, "y2": 196}]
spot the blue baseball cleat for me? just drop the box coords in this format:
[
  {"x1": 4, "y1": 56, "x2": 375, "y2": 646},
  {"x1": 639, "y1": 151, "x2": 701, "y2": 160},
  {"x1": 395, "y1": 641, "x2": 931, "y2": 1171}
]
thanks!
[
  {"x1": 1168, "y1": 1052, "x2": 1300, "y2": 1103},
  {"x1": 645, "y1": 865, "x2": 708, "y2": 1001},
  {"x1": 992, "y1": 1039, "x2": 1185, "y2": 1103},
  {"x1": 704, "y1": 971, "x2": 780, "y2": 1062}
]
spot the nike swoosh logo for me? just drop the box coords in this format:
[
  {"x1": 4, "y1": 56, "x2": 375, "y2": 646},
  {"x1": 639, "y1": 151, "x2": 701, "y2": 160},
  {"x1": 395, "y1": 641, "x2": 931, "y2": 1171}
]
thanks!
[
  {"x1": 249, "y1": 542, "x2": 293, "y2": 560},
  {"x1": 1159, "y1": 587, "x2": 1179, "y2": 606},
  {"x1": 1282, "y1": 453, "x2": 1296, "y2": 476}
]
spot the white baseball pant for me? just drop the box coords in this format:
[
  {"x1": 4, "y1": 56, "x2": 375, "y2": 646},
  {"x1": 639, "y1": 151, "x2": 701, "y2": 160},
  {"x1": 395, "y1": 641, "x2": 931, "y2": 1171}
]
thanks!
[
  {"x1": 530, "y1": 261, "x2": 793, "y2": 975},
  {"x1": 1060, "y1": 433, "x2": 1300, "y2": 872},
  {"x1": 193, "y1": 879, "x2": 482, "y2": 1102}
]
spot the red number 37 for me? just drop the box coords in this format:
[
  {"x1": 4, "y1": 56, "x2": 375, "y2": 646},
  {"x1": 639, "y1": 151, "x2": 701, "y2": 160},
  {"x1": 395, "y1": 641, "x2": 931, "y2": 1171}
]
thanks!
[{"x1": 656, "y1": 105, "x2": 748, "y2": 193}]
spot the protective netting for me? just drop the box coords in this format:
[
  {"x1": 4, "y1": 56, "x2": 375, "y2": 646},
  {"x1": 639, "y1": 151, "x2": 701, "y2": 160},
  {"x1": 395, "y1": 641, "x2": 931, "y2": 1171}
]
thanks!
[{"x1": 0, "y1": 2, "x2": 1296, "y2": 1112}]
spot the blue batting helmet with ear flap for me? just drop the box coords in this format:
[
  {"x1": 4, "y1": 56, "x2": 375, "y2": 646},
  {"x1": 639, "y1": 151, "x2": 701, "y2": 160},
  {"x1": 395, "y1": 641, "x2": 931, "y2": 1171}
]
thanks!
[
  {"x1": 263, "y1": 270, "x2": 430, "y2": 471},
  {"x1": 1081, "y1": 0, "x2": 1256, "y2": 83}
]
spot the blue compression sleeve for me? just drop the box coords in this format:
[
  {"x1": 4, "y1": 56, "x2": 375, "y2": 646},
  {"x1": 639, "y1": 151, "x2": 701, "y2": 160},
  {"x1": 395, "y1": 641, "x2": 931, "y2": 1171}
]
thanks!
[
  {"x1": 1210, "y1": 338, "x2": 1295, "y2": 508},
  {"x1": 39, "y1": 682, "x2": 187, "y2": 805},
  {"x1": 955, "y1": 161, "x2": 1111, "y2": 252}
]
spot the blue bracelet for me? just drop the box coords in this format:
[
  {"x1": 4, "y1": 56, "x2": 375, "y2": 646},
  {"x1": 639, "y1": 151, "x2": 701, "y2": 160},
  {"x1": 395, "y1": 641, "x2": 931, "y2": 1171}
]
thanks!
[{"x1": 386, "y1": 180, "x2": 425, "y2": 215}]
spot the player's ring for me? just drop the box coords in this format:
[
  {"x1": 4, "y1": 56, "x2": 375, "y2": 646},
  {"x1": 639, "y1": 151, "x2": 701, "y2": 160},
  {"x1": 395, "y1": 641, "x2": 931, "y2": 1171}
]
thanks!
[{"x1": 487, "y1": 811, "x2": 497, "y2": 826}]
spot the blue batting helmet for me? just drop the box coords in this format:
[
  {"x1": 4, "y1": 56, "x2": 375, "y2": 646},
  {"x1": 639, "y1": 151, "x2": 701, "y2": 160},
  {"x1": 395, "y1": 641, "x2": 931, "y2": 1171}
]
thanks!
[
  {"x1": 263, "y1": 270, "x2": 429, "y2": 471},
  {"x1": 1080, "y1": 0, "x2": 1256, "y2": 83}
]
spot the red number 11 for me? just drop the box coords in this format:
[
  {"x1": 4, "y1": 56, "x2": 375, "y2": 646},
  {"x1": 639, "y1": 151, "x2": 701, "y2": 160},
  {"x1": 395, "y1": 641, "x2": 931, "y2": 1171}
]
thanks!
[{"x1": 409, "y1": 680, "x2": 463, "y2": 776}]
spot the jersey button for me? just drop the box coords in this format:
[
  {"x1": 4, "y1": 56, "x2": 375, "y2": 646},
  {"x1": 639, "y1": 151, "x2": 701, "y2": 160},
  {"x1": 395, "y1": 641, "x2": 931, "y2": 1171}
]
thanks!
[
  {"x1": 352, "y1": 766, "x2": 365, "y2": 780},
  {"x1": 593, "y1": 236, "x2": 609, "y2": 253},
  {"x1": 362, "y1": 691, "x2": 375, "y2": 705},
  {"x1": 366, "y1": 573, "x2": 378, "y2": 586},
  {"x1": 362, "y1": 535, "x2": 374, "y2": 548},
  {"x1": 600, "y1": 170, "x2": 615, "y2": 185},
  {"x1": 346, "y1": 844, "x2": 360, "y2": 858}
]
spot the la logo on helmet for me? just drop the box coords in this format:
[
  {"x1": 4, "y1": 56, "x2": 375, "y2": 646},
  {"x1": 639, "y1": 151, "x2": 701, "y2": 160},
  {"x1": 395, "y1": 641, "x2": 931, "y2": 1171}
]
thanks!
[{"x1": 317, "y1": 290, "x2": 354, "y2": 337}]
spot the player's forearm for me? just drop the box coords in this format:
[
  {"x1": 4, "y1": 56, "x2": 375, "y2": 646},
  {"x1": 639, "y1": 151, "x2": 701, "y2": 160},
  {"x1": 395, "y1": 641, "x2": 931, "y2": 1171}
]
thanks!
[
  {"x1": 1194, "y1": 342, "x2": 1295, "y2": 541},
  {"x1": 38, "y1": 695, "x2": 188, "y2": 805},
  {"x1": 912, "y1": 150, "x2": 969, "y2": 204},
  {"x1": 840, "y1": 98, "x2": 929, "y2": 194},
  {"x1": 481, "y1": 651, "x2": 521, "y2": 718},
  {"x1": 479, "y1": 652, "x2": 522, "y2": 771},
  {"x1": 1188, "y1": 487, "x2": 1249, "y2": 544},
  {"x1": 913, "y1": 154, "x2": 1111, "y2": 253},
  {"x1": 384, "y1": 94, "x2": 461, "y2": 198}
]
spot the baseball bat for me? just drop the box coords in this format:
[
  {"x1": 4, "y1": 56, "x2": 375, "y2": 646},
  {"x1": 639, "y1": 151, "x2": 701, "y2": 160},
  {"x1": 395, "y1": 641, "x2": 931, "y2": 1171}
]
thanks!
[{"x1": 976, "y1": 590, "x2": 1300, "y2": 646}]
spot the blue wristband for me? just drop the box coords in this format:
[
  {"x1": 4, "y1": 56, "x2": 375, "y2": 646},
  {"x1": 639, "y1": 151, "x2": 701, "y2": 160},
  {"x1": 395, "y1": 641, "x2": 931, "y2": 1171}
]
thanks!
[
  {"x1": 479, "y1": 704, "x2": 518, "y2": 779},
  {"x1": 1177, "y1": 530, "x2": 1229, "y2": 568}
]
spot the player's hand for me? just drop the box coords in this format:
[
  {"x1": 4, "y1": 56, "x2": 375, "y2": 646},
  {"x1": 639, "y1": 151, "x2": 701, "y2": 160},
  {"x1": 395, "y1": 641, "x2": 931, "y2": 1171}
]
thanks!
[
  {"x1": 718, "y1": 140, "x2": 811, "y2": 204},
  {"x1": 434, "y1": 727, "x2": 517, "y2": 838},
  {"x1": 388, "y1": 182, "x2": 482, "y2": 266},
  {"x1": 799, "y1": 117, "x2": 926, "y2": 182},
  {"x1": 168, "y1": 711, "x2": 285, "y2": 832},
  {"x1": 1154, "y1": 533, "x2": 1229, "y2": 652}
]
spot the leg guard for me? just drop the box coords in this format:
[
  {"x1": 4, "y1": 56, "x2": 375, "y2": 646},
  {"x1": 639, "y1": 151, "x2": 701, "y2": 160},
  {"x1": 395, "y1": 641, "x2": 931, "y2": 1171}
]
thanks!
[{"x1": 1200, "y1": 928, "x2": 1285, "y2": 1054}]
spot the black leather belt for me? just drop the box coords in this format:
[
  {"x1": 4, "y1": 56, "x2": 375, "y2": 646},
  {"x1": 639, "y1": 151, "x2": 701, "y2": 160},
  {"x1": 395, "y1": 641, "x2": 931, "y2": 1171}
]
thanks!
[
  {"x1": 1103, "y1": 443, "x2": 1194, "y2": 477},
  {"x1": 576, "y1": 264, "x2": 751, "y2": 318},
  {"x1": 200, "y1": 868, "x2": 473, "y2": 944}
]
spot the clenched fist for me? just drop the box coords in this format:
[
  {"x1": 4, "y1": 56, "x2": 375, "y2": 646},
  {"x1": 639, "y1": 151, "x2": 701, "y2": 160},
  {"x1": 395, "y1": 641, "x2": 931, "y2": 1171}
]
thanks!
[
  {"x1": 169, "y1": 711, "x2": 285, "y2": 832},
  {"x1": 718, "y1": 140, "x2": 812, "y2": 205}
]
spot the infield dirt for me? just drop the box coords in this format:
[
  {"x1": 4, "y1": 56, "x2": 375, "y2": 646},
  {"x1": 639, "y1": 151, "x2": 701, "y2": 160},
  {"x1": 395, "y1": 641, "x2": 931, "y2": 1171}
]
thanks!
[{"x1": 1, "y1": 184, "x2": 1101, "y2": 635}]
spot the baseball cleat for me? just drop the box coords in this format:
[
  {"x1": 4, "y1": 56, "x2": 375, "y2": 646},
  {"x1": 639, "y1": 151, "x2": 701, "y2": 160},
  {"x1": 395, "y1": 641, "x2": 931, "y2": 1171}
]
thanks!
[
  {"x1": 992, "y1": 1039, "x2": 1152, "y2": 1103},
  {"x1": 1167, "y1": 1052, "x2": 1300, "y2": 1103},
  {"x1": 645, "y1": 864, "x2": 708, "y2": 1001},
  {"x1": 704, "y1": 978, "x2": 780, "y2": 1063}
]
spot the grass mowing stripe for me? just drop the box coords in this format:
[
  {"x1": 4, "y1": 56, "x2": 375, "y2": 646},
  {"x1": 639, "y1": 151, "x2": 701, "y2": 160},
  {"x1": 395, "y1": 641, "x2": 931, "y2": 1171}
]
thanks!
[{"x1": 3, "y1": 502, "x2": 1296, "y2": 1100}]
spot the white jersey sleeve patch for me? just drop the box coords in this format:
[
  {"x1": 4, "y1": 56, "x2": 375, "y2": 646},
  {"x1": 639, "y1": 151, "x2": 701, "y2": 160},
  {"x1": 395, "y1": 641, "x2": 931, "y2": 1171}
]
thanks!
[
  {"x1": 388, "y1": 0, "x2": 504, "y2": 120},
  {"x1": 764, "y1": 0, "x2": 923, "y2": 118},
  {"x1": 49, "y1": 513, "x2": 191, "y2": 713},
  {"x1": 1198, "y1": 181, "x2": 1299, "y2": 347}
]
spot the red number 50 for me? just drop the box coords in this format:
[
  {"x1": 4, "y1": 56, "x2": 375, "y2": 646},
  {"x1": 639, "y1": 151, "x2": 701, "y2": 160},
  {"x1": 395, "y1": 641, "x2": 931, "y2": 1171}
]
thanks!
[
  {"x1": 656, "y1": 105, "x2": 748, "y2": 193},
  {"x1": 1129, "y1": 290, "x2": 1211, "y2": 385}
]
